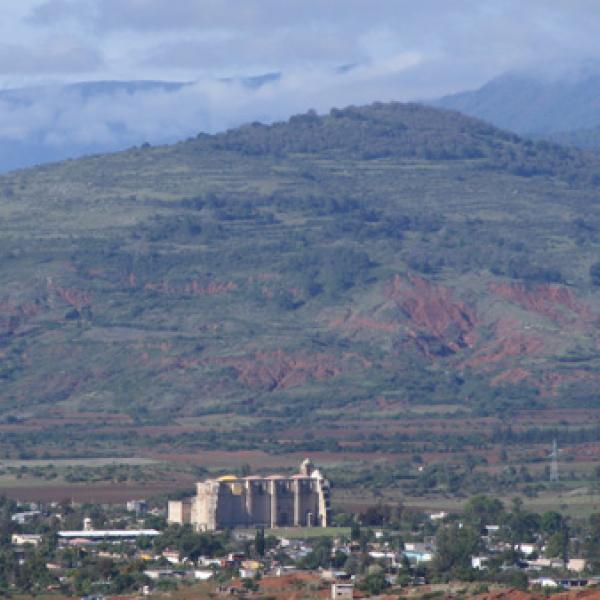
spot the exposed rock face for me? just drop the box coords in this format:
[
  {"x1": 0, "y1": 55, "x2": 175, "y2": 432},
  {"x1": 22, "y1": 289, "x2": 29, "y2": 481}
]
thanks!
[{"x1": 385, "y1": 274, "x2": 478, "y2": 355}]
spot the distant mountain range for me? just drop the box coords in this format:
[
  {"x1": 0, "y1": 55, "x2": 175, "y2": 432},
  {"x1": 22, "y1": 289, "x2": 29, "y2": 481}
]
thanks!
[
  {"x1": 433, "y1": 65, "x2": 600, "y2": 147},
  {"x1": 4, "y1": 64, "x2": 600, "y2": 175}
]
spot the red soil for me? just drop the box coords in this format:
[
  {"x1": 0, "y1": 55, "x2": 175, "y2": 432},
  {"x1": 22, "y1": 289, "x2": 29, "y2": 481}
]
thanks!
[
  {"x1": 463, "y1": 319, "x2": 546, "y2": 370},
  {"x1": 48, "y1": 283, "x2": 92, "y2": 308},
  {"x1": 386, "y1": 274, "x2": 478, "y2": 353},
  {"x1": 148, "y1": 346, "x2": 356, "y2": 390},
  {"x1": 220, "y1": 349, "x2": 346, "y2": 390},
  {"x1": 538, "y1": 370, "x2": 600, "y2": 396},
  {"x1": 490, "y1": 281, "x2": 593, "y2": 324},
  {"x1": 491, "y1": 368, "x2": 531, "y2": 386},
  {"x1": 474, "y1": 588, "x2": 600, "y2": 600}
]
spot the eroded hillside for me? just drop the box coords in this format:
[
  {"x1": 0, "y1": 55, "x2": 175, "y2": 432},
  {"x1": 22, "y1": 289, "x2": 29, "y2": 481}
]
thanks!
[{"x1": 2, "y1": 102, "x2": 600, "y2": 456}]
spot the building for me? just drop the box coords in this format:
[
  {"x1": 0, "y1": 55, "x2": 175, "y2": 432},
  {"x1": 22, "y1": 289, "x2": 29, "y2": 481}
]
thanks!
[
  {"x1": 11, "y1": 510, "x2": 41, "y2": 524},
  {"x1": 168, "y1": 458, "x2": 331, "y2": 531},
  {"x1": 11, "y1": 533, "x2": 43, "y2": 547},
  {"x1": 331, "y1": 582, "x2": 354, "y2": 599},
  {"x1": 568, "y1": 558, "x2": 587, "y2": 573},
  {"x1": 126, "y1": 499, "x2": 147, "y2": 514},
  {"x1": 57, "y1": 529, "x2": 159, "y2": 546}
]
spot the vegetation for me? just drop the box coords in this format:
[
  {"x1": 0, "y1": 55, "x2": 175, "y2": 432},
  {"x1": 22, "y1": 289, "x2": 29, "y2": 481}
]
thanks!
[{"x1": 2, "y1": 101, "x2": 600, "y2": 476}]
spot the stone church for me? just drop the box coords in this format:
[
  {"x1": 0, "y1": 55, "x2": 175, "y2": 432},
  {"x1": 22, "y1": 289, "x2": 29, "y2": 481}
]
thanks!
[{"x1": 168, "y1": 458, "x2": 331, "y2": 531}]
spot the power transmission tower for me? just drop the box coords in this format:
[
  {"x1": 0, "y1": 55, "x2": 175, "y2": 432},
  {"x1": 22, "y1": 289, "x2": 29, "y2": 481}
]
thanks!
[{"x1": 550, "y1": 439, "x2": 559, "y2": 482}]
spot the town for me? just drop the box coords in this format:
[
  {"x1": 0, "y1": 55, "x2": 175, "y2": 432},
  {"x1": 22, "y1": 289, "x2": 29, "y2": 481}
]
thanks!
[{"x1": 2, "y1": 461, "x2": 600, "y2": 599}]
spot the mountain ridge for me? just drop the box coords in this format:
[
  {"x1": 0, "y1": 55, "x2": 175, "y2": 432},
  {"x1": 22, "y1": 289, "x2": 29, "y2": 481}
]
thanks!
[{"x1": 433, "y1": 68, "x2": 600, "y2": 143}]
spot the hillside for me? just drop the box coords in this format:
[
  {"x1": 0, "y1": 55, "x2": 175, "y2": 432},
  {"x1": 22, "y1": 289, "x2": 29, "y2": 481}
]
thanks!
[
  {"x1": 2, "y1": 101, "x2": 600, "y2": 462},
  {"x1": 433, "y1": 67, "x2": 600, "y2": 144}
]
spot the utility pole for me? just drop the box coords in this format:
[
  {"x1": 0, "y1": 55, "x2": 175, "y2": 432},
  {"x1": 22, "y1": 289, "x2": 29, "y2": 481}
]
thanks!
[{"x1": 550, "y1": 439, "x2": 559, "y2": 482}]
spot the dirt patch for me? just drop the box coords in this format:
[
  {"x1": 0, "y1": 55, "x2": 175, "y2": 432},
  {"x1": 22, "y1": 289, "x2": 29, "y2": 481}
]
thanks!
[
  {"x1": 490, "y1": 281, "x2": 593, "y2": 325},
  {"x1": 386, "y1": 274, "x2": 478, "y2": 356},
  {"x1": 491, "y1": 368, "x2": 531, "y2": 386},
  {"x1": 47, "y1": 282, "x2": 92, "y2": 308},
  {"x1": 473, "y1": 588, "x2": 600, "y2": 600},
  {"x1": 463, "y1": 318, "x2": 546, "y2": 369},
  {"x1": 257, "y1": 573, "x2": 328, "y2": 599},
  {"x1": 214, "y1": 349, "x2": 349, "y2": 391}
]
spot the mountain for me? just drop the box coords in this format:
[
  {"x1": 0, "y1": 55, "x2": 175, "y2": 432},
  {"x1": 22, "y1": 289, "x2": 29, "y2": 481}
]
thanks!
[
  {"x1": 2, "y1": 101, "x2": 600, "y2": 458},
  {"x1": 542, "y1": 125, "x2": 600, "y2": 149},
  {"x1": 0, "y1": 75, "x2": 281, "y2": 173},
  {"x1": 433, "y1": 66, "x2": 600, "y2": 143}
]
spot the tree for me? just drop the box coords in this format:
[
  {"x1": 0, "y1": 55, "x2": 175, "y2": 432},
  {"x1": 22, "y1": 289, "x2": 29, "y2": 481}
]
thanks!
[
  {"x1": 360, "y1": 570, "x2": 388, "y2": 596},
  {"x1": 540, "y1": 511, "x2": 565, "y2": 536},
  {"x1": 254, "y1": 527, "x2": 265, "y2": 558},
  {"x1": 242, "y1": 577, "x2": 259, "y2": 592},
  {"x1": 433, "y1": 524, "x2": 479, "y2": 579},
  {"x1": 296, "y1": 537, "x2": 332, "y2": 570},
  {"x1": 590, "y1": 262, "x2": 600, "y2": 286},
  {"x1": 350, "y1": 521, "x2": 361, "y2": 541},
  {"x1": 359, "y1": 504, "x2": 387, "y2": 526},
  {"x1": 584, "y1": 513, "x2": 600, "y2": 569},
  {"x1": 545, "y1": 529, "x2": 569, "y2": 561},
  {"x1": 464, "y1": 495, "x2": 504, "y2": 530}
]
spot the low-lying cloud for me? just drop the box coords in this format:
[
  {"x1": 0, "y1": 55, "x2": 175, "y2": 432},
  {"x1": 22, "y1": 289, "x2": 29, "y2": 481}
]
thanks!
[
  {"x1": 0, "y1": 58, "x2": 441, "y2": 171},
  {"x1": 2, "y1": 0, "x2": 600, "y2": 171}
]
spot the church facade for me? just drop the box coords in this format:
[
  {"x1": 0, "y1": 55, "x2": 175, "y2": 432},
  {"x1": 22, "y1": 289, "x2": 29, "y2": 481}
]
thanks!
[{"x1": 168, "y1": 458, "x2": 331, "y2": 531}]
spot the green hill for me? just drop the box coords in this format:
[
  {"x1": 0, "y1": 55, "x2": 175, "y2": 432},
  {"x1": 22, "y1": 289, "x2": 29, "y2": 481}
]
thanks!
[{"x1": 2, "y1": 101, "x2": 600, "y2": 457}]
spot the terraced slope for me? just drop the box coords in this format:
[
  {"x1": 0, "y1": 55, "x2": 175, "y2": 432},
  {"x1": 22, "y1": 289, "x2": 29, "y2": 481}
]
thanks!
[{"x1": 2, "y1": 102, "x2": 600, "y2": 454}]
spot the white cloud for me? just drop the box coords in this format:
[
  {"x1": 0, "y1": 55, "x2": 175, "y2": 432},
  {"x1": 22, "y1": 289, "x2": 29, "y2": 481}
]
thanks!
[
  {"x1": 0, "y1": 0, "x2": 599, "y2": 171},
  {"x1": 0, "y1": 38, "x2": 103, "y2": 76}
]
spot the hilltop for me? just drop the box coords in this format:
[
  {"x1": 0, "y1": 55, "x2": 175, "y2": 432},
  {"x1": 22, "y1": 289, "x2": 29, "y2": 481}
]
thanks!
[{"x1": 2, "y1": 101, "x2": 600, "y2": 461}]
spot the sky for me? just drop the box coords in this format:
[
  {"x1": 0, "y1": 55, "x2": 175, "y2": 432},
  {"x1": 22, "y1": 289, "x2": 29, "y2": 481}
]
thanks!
[{"x1": 1, "y1": 0, "x2": 600, "y2": 168}]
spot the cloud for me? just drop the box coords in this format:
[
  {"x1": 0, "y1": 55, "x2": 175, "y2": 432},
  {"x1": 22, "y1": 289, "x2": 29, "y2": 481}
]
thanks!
[
  {"x1": 22, "y1": 0, "x2": 600, "y2": 86},
  {"x1": 27, "y1": 0, "x2": 96, "y2": 26},
  {"x1": 2, "y1": 0, "x2": 600, "y2": 172},
  {"x1": 141, "y1": 30, "x2": 364, "y2": 72},
  {"x1": 0, "y1": 38, "x2": 103, "y2": 75},
  {"x1": 0, "y1": 60, "x2": 431, "y2": 147}
]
